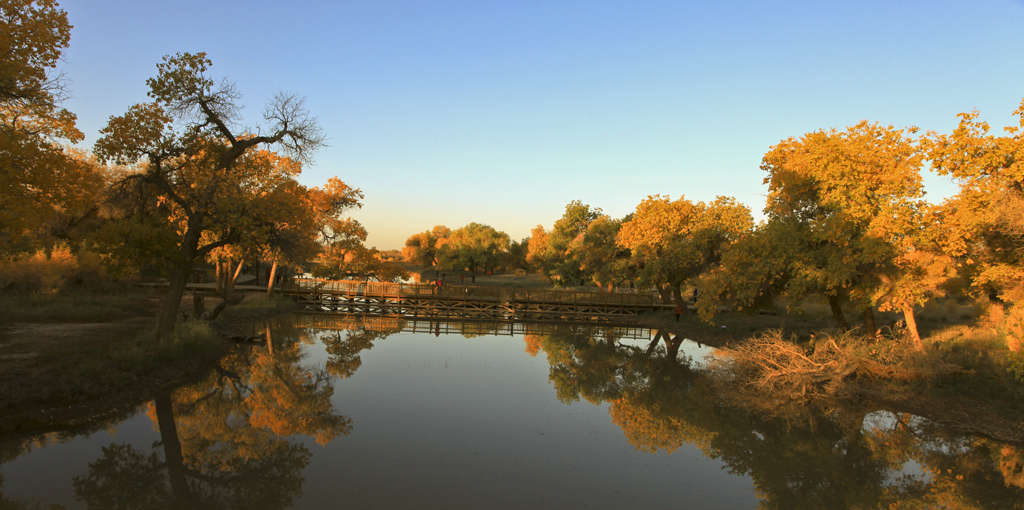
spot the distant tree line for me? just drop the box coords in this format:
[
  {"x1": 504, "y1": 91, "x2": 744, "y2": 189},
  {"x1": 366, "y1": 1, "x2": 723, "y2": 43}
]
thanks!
[{"x1": 404, "y1": 116, "x2": 1024, "y2": 352}]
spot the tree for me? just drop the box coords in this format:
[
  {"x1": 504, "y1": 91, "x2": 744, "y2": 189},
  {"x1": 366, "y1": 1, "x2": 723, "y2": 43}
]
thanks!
[
  {"x1": 759, "y1": 121, "x2": 930, "y2": 339},
  {"x1": 577, "y1": 215, "x2": 633, "y2": 291},
  {"x1": 696, "y1": 220, "x2": 792, "y2": 321},
  {"x1": 0, "y1": 0, "x2": 105, "y2": 255},
  {"x1": 525, "y1": 224, "x2": 548, "y2": 270},
  {"x1": 314, "y1": 244, "x2": 409, "y2": 282},
  {"x1": 542, "y1": 200, "x2": 603, "y2": 286},
  {"x1": 617, "y1": 195, "x2": 752, "y2": 308},
  {"x1": 402, "y1": 225, "x2": 450, "y2": 273},
  {"x1": 928, "y1": 99, "x2": 1024, "y2": 351},
  {"x1": 94, "y1": 52, "x2": 327, "y2": 342},
  {"x1": 504, "y1": 236, "x2": 529, "y2": 272},
  {"x1": 436, "y1": 222, "x2": 510, "y2": 279}
]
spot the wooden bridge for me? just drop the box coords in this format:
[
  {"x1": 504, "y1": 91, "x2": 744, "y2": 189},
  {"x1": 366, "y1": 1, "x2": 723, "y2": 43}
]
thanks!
[
  {"x1": 279, "y1": 278, "x2": 660, "y2": 321},
  {"x1": 291, "y1": 313, "x2": 653, "y2": 341}
]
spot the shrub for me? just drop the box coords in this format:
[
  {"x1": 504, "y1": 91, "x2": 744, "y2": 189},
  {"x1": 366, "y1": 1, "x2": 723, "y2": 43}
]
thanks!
[{"x1": 0, "y1": 244, "x2": 109, "y2": 294}]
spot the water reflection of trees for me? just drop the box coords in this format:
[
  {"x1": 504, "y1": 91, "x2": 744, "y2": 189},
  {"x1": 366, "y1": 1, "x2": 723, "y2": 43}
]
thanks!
[
  {"x1": 533, "y1": 326, "x2": 1024, "y2": 509},
  {"x1": 72, "y1": 324, "x2": 351, "y2": 509}
]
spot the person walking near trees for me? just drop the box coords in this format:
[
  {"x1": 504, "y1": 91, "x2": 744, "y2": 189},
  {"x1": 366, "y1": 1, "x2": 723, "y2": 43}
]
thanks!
[{"x1": 675, "y1": 305, "x2": 681, "y2": 322}]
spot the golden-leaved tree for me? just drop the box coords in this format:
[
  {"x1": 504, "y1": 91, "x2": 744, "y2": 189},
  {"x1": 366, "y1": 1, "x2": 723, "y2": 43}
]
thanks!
[
  {"x1": 0, "y1": 0, "x2": 106, "y2": 255},
  {"x1": 928, "y1": 100, "x2": 1024, "y2": 351},
  {"x1": 617, "y1": 195, "x2": 752, "y2": 308},
  {"x1": 402, "y1": 225, "x2": 451, "y2": 274},
  {"x1": 758, "y1": 121, "x2": 943, "y2": 345},
  {"x1": 94, "y1": 52, "x2": 337, "y2": 342}
]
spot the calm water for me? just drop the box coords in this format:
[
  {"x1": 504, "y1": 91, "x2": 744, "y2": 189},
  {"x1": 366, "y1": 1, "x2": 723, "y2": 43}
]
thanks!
[{"x1": 2, "y1": 315, "x2": 1022, "y2": 509}]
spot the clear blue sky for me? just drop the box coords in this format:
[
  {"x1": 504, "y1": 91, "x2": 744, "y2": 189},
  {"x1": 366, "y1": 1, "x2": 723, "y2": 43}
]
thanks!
[{"x1": 59, "y1": 0, "x2": 1024, "y2": 250}]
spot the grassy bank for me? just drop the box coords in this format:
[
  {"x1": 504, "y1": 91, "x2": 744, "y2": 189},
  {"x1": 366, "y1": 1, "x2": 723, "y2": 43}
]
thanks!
[
  {"x1": 0, "y1": 288, "x2": 296, "y2": 432},
  {"x1": 0, "y1": 286, "x2": 153, "y2": 324}
]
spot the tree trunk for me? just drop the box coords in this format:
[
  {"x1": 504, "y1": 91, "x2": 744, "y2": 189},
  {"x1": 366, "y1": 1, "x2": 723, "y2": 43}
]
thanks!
[
  {"x1": 665, "y1": 333, "x2": 683, "y2": 360},
  {"x1": 646, "y1": 331, "x2": 664, "y2": 355},
  {"x1": 862, "y1": 306, "x2": 877, "y2": 339},
  {"x1": 265, "y1": 323, "x2": 274, "y2": 356},
  {"x1": 827, "y1": 295, "x2": 849, "y2": 331},
  {"x1": 192, "y1": 292, "x2": 205, "y2": 317},
  {"x1": 266, "y1": 260, "x2": 279, "y2": 297},
  {"x1": 215, "y1": 261, "x2": 224, "y2": 293},
  {"x1": 154, "y1": 391, "x2": 190, "y2": 508},
  {"x1": 226, "y1": 259, "x2": 244, "y2": 294},
  {"x1": 671, "y1": 283, "x2": 686, "y2": 311},
  {"x1": 903, "y1": 306, "x2": 923, "y2": 351},
  {"x1": 654, "y1": 283, "x2": 671, "y2": 304},
  {"x1": 156, "y1": 226, "x2": 201, "y2": 343}
]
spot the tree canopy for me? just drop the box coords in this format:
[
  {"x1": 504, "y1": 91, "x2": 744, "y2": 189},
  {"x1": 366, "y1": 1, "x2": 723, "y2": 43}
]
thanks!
[
  {"x1": 93, "y1": 52, "x2": 338, "y2": 341},
  {"x1": 0, "y1": 0, "x2": 104, "y2": 255}
]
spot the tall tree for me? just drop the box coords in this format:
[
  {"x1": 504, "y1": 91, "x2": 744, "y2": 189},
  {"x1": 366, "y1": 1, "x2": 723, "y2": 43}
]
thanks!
[
  {"x1": 696, "y1": 220, "x2": 792, "y2": 320},
  {"x1": 759, "y1": 121, "x2": 929, "y2": 338},
  {"x1": 94, "y1": 52, "x2": 326, "y2": 342}
]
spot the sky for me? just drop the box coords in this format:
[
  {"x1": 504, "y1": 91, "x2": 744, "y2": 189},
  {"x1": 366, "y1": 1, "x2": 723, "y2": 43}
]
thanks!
[{"x1": 58, "y1": 0, "x2": 1024, "y2": 250}]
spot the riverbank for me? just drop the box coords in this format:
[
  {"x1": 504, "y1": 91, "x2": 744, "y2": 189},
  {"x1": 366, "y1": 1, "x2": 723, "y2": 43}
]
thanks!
[
  {"x1": 638, "y1": 307, "x2": 1024, "y2": 446},
  {"x1": 0, "y1": 288, "x2": 295, "y2": 433}
]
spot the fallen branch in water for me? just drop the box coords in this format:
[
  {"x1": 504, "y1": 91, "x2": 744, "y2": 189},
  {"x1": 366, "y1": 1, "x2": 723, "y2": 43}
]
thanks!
[{"x1": 708, "y1": 330, "x2": 963, "y2": 407}]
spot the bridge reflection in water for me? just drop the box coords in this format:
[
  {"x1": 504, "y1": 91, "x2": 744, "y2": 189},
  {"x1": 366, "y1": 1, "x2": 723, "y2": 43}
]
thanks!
[
  {"x1": 280, "y1": 278, "x2": 663, "y2": 321},
  {"x1": 291, "y1": 311, "x2": 654, "y2": 341}
]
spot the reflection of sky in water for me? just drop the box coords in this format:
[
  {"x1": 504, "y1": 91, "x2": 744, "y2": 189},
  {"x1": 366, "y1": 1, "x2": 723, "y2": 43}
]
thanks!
[
  {"x1": 619, "y1": 333, "x2": 718, "y2": 368},
  {"x1": 298, "y1": 331, "x2": 756, "y2": 509},
  {"x1": 677, "y1": 338, "x2": 717, "y2": 368}
]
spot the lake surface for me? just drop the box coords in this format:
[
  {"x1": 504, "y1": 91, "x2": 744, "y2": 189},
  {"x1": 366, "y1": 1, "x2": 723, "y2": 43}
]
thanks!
[{"x1": 2, "y1": 314, "x2": 1022, "y2": 509}]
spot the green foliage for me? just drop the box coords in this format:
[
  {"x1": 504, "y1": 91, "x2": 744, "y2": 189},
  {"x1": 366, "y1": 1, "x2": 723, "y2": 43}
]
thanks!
[
  {"x1": 436, "y1": 222, "x2": 510, "y2": 275},
  {"x1": 1008, "y1": 351, "x2": 1024, "y2": 384},
  {"x1": 158, "y1": 318, "x2": 221, "y2": 369},
  {"x1": 541, "y1": 201, "x2": 604, "y2": 286}
]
